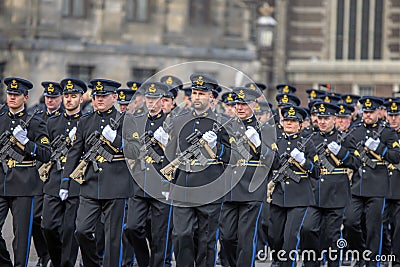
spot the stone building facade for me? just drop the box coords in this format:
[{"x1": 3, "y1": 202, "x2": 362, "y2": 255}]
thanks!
[{"x1": 0, "y1": 0, "x2": 399, "y2": 106}]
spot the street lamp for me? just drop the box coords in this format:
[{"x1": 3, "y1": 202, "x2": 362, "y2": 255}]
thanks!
[{"x1": 257, "y1": 15, "x2": 277, "y2": 48}]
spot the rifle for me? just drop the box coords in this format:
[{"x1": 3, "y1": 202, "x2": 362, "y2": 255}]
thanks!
[
  {"x1": 315, "y1": 142, "x2": 339, "y2": 172},
  {"x1": 69, "y1": 111, "x2": 125, "y2": 184},
  {"x1": 233, "y1": 122, "x2": 262, "y2": 160},
  {"x1": 270, "y1": 132, "x2": 315, "y2": 187},
  {"x1": 38, "y1": 134, "x2": 72, "y2": 182},
  {"x1": 160, "y1": 117, "x2": 233, "y2": 181},
  {"x1": 355, "y1": 123, "x2": 386, "y2": 168},
  {"x1": 138, "y1": 130, "x2": 163, "y2": 170},
  {"x1": 0, "y1": 110, "x2": 39, "y2": 174}
]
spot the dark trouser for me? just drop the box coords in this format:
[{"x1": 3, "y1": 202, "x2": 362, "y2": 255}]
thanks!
[
  {"x1": 344, "y1": 196, "x2": 385, "y2": 267},
  {"x1": 257, "y1": 201, "x2": 270, "y2": 254},
  {"x1": 268, "y1": 204, "x2": 308, "y2": 267},
  {"x1": 75, "y1": 196, "x2": 126, "y2": 267},
  {"x1": 219, "y1": 201, "x2": 263, "y2": 267},
  {"x1": 41, "y1": 194, "x2": 79, "y2": 267},
  {"x1": 384, "y1": 199, "x2": 400, "y2": 266},
  {"x1": 32, "y1": 194, "x2": 50, "y2": 260},
  {"x1": 124, "y1": 196, "x2": 172, "y2": 267},
  {"x1": 0, "y1": 196, "x2": 34, "y2": 267},
  {"x1": 172, "y1": 203, "x2": 221, "y2": 267},
  {"x1": 301, "y1": 207, "x2": 344, "y2": 267},
  {"x1": 122, "y1": 201, "x2": 135, "y2": 267}
]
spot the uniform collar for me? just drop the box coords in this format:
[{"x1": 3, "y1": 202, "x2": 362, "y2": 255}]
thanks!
[
  {"x1": 283, "y1": 132, "x2": 299, "y2": 140},
  {"x1": 63, "y1": 110, "x2": 82, "y2": 120},
  {"x1": 242, "y1": 115, "x2": 257, "y2": 124},
  {"x1": 46, "y1": 107, "x2": 62, "y2": 117},
  {"x1": 319, "y1": 127, "x2": 337, "y2": 136},
  {"x1": 147, "y1": 110, "x2": 164, "y2": 120},
  {"x1": 97, "y1": 106, "x2": 116, "y2": 117},
  {"x1": 8, "y1": 108, "x2": 25, "y2": 118},
  {"x1": 192, "y1": 108, "x2": 212, "y2": 118}
]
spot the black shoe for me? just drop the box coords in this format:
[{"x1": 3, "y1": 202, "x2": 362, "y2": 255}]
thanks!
[{"x1": 79, "y1": 258, "x2": 84, "y2": 267}]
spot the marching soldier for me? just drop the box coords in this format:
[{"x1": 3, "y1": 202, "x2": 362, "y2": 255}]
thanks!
[
  {"x1": 163, "y1": 73, "x2": 231, "y2": 266},
  {"x1": 274, "y1": 94, "x2": 301, "y2": 137},
  {"x1": 61, "y1": 79, "x2": 133, "y2": 267},
  {"x1": 220, "y1": 91, "x2": 237, "y2": 118},
  {"x1": 267, "y1": 105, "x2": 320, "y2": 267},
  {"x1": 0, "y1": 77, "x2": 51, "y2": 267},
  {"x1": 160, "y1": 75, "x2": 183, "y2": 116},
  {"x1": 335, "y1": 103, "x2": 355, "y2": 132},
  {"x1": 116, "y1": 88, "x2": 136, "y2": 113},
  {"x1": 382, "y1": 99, "x2": 400, "y2": 267},
  {"x1": 34, "y1": 82, "x2": 64, "y2": 266},
  {"x1": 344, "y1": 96, "x2": 400, "y2": 267},
  {"x1": 340, "y1": 94, "x2": 361, "y2": 127},
  {"x1": 127, "y1": 81, "x2": 146, "y2": 116},
  {"x1": 123, "y1": 82, "x2": 173, "y2": 267},
  {"x1": 41, "y1": 78, "x2": 87, "y2": 267},
  {"x1": 219, "y1": 86, "x2": 275, "y2": 266},
  {"x1": 301, "y1": 102, "x2": 361, "y2": 267}
]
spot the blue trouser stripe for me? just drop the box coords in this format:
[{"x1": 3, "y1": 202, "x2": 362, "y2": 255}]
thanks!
[
  {"x1": 377, "y1": 198, "x2": 386, "y2": 267},
  {"x1": 163, "y1": 202, "x2": 173, "y2": 267},
  {"x1": 119, "y1": 199, "x2": 127, "y2": 267},
  {"x1": 25, "y1": 197, "x2": 34, "y2": 267},
  {"x1": 251, "y1": 202, "x2": 263, "y2": 266},
  {"x1": 292, "y1": 207, "x2": 309, "y2": 267}
]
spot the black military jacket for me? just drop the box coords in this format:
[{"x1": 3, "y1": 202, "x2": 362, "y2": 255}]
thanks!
[
  {"x1": 44, "y1": 111, "x2": 82, "y2": 197},
  {"x1": 61, "y1": 106, "x2": 133, "y2": 199},
  {"x1": 37, "y1": 106, "x2": 64, "y2": 122},
  {"x1": 311, "y1": 127, "x2": 361, "y2": 208},
  {"x1": 165, "y1": 109, "x2": 231, "y2": 205},
  {"x1": 124, "y1": 111, "x2": 169, "y2": 199},
  {"x1": 270, "y1": 132, "x2": 320, "y2": 208},
  {"x1": 351, "y1": 121, "x2": 400, "y2": 197},
  {"x1": 224, "y1": 116, "x2": 275, "y2": 202},
  {"x1": 388, "y1": 129, "x2": 400, "y2": 200},
  {"x1": 0, "y1": 109, "x2": 51, "y2": 196}
]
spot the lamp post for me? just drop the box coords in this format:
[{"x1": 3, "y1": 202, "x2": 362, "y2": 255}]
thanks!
[{"x1": 256, "y1": 2, "x2": 277, "y2": 100}]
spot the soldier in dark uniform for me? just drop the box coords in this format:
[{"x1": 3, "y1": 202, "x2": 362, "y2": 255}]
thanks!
[
  {"x1": 123, "y1": 82, "x2": 173, "y2": 267},
  {"x1": 219, "y1": 86, "x2": 275, "y2": 266},
  {"x1": 61, "y1": 79, "x2": 133, "y2": 267},
  {"x1": 41, "y1": 78, "x2": 87, "y2": 267},
  {"x1": 164, "y1": 73, "x2": 231, "y2": 267},
  {"x1": 382, "y1": 99, "x2": 400, "y2": 267},
  {"x1": 276, "y1": 84, "x2": 296, "y2": 94},
  {"x1": 344, "y1": 96, "x2": 400, "y2": 267},
  {"x1": 116, "y1": 88, "x2": 136, "y2": 113},
  {"x1": 301, "y1": 102, "x2": 361, "y2": 267},
  {"x1": 37, "y1": 81, "x2": 64, "y2": 121},
  {"x1": 275, "y1": 94, "x2": 301, "y2": 137},
  {"x1": 335, "y1": 103, "x2": 355, "y2": 132},
  {"x1": 341, "y1": 94, "x2": 361, "y2": 127},
  {"x1": 317, "y1": 94, "x2": 342, "y2": 105},
  {"x1": 306, "y1": 89, "x2": 326, "y2": 103},
  {"x1": 34, "y1": 81, "x2": 64, "y2": 267},
  {"x1": 0, "y1": 77, "x2": 51, "y2": 267},
  {"x1": 160, "y1": 75, "x2": 183, "y2": 117},
  {"x1": 180, "y1": 86, "x2": 193, "y2": 111},
  {"x1": 267, "y1": 105, "x2": 320, "y2": 267},
  {"x1": 127, "y1": 81, "x2": 147, "y2": 116},
  {"x1": 254, "y1": 101, "x2": 273, "y2": 124}
]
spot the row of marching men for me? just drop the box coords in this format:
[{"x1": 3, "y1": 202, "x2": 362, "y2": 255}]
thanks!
[{"x1": 1, "y1": 74, "x2": 400, "y2": 267}]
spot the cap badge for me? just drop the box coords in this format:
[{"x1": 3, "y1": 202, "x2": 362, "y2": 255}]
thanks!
[
  {"x1": 324, "y1": 96, "x2": 330, "y2": 103},
  {"x1": 237, "y1": 90, "x2": 245, "y2": 99},
  {"x1": 281, "y1": 95, "x2": 289, "y2": 103},
  {"x1": 96, "y1": 81, "x2": 103, "y2": 91},
  {"x1": 227, "y1": 93, "x2": 233, "y2": 101},
  {"x1": 283, "y1": 86, "x2": 289, "y2": 93},
  {"x1": 66, "y1": 80, "x2": 74, "y2": 90},
  {"x1": 391, "y1": 102, "x2": 398, "y2": 111},
  {"x1": 166, "y1": 77, "x2": 173, "y2": 85},
  {"x1": 365, "y1": 99, "x2": 372, "y2": 108},
  {"x1": 249, "y1": 84, "x2": 256, "y2": 90},
  {"x1": 255, "y1": 103, "x2": 260, "y2": 111},
  {"x1": 195, "y1": 76, "x2": 204, "y2": 86},
  {"x1": 10, "y1": 80, "x2": 18, "y2": 89},
  {"x1": 149, "y1": 84, "x2": 157, "y2": 93},
  {"x1": 319, "y1": 104, "x2": 326, "y2": 113},
  {"x1": 288, "y1": 107, "x2": 296, "y2": 116},
  {"x1": 310, "y1": 90, "x2": 316, "y2": 98},
  {"x1": 48, "y1": 84, "x2": 54, "y2": 93},
  {"x1": 131, "y1": 83, "x2": 138, "y2": 91},
  {"x1": 119, "y1": 91, "x2": 126, "y2": 100},
  {"x1": 340, "y1": 105, "x2": 345, "y2": 114},
  {"x1": 346, "y1": 95, "x2": 352, "y2": 104}
]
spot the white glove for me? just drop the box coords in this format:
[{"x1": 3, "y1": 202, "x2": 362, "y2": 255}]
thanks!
[
  {"x1": 59, "y1": 189, "x2": 69, "y2": 201},
  {"x1": 162, "y1": 191, "x2": 170, "y2": 200},
  {"x1": 202, "y1": 131, "x2": 217, "y2": 149},
  {"x1": 68, "y1": 127, "x2": 77, "y2": 142},
  {"x1": 245, "y1": 126, "x2": 261, "y2": 148},
  {"x1": 365, "y1": 137, "x2": 380, "y2": 151},
  {"x1": 13, "y1": 125, "x2": 29, "y2": 145},
  {"x1": 102, "y1": 125, "x2": 117, "y2": 142},
  {"x1": 290, "y1": 148, "x2": 306, "y2": 165},
  {"x1": 154, "y1": 126, "x2": 169, "y2": 147},
  {"x1": 327, "y1": 141, "x2": 341, "y2": 156}
]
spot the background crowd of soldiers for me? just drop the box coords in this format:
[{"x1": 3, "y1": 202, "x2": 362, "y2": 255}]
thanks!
[{"x1": 0, "y1": 72, "x2": 399, "y2": 267}]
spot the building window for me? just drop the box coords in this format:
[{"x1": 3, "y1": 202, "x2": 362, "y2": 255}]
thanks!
[
  {"x1": 189, "y1": 0, "x2": 212, "y2": 26},
  {"x1": 224, "y1": 1, "x2": 243, "y2": 37},
  {"x1": 335, "y1": 0, "x2": 383, "y2": 60},
  {"x1": 126, "y1": 0, "x2": 151, "y2": 22},
  {"x1": 67, "y1": 65, "x2": 95, "y2": 83},
  {"x1": 131, "y1": 68, "x2": 157, "y2": 82},
  {"x1": 0, "y1": 62, "x2": 5, "y2": 103},
  {"x1": 62, "y1": 0, "x2": 88, "y2": 18},
  {"x1": 359, "y1": 85, "x2": 374, "y2": 96}
]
